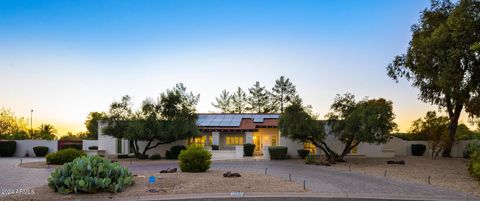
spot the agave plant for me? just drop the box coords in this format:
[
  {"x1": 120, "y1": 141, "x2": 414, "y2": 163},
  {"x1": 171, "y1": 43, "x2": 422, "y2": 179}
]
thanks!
[{"x1": 48, "y1": 155, "x2": 134, "y2": 194}]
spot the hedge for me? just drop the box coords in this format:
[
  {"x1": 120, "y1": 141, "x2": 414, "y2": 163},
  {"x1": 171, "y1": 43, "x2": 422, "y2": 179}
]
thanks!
[
  {"x1": 211, "y1": 145, "x2": 219, "y2": 150},
  {"x1": 243, "y1": 143, "x2": 255, "y2": 156},
  {"x1": 165, "y1": 145, "x2": 187, "y2": 159},
  {"x1": 297, "y1": 149, "x2": 310, "y2": 159},
  {"x1": 268, "y1": 146, "x2": 288, "y2": 160},
  {"x1": 0, "y1": 141, "x2": 16, "y2": 157},
  {"x1": 411, "y1": 144, "x2": 426, "y2": 156},
  {"x1": 33, "y1": 146, "x2": 49, "y2": 157},
  {"x1": 88, "y1": 146, "x2": 98, "y2": 150},
  {"x1": 60, "y1": 144, "x2": 82, "y2": 150},
  {"x1": 46, "y1": 148, "x2": 86, "y2": 165}
]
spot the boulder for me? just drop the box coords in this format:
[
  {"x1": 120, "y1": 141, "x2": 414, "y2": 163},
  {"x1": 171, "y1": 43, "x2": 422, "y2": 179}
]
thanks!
[{"x1": 223, "y1": 171, "x2": 241, "y2": 177}]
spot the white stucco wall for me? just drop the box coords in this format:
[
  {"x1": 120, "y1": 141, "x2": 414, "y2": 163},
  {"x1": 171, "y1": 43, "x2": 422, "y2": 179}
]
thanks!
[
  {"x1": 82, "y1": 140, "x2": 98, "y2": 151},
  {"x1": 279, "y1": 136, "x2": 304, "y2": 158},
  {"x1": 13, "y1": 140, "x2": 58, "y2": 157},
  {"x1": 134, "y1": 140, "x2": 188, "y2": 157}
]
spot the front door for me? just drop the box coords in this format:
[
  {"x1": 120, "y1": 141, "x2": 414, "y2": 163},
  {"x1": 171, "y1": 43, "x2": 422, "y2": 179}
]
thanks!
[{"x1": 253, "y1": 134, "x2": 261, "y2": 154}]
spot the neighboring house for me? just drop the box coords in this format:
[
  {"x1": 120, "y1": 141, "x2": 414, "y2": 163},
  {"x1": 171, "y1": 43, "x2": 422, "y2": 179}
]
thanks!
[{"x1": 97, "y1": 113, "x2": 395, "y2": 159}]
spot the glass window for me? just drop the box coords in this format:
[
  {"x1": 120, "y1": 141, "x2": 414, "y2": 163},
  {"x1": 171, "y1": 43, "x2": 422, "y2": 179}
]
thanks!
[
  {"x1": 304, "y1": 142, "x2": 316, "y2": 154},
  {"x1": 226, "y1": 136, "x2": 243, "y2": 145},
  {"x1": 271, "y1": 135, "x2": 277, "y2": 146},
  {"x1": 189, "y1": 136, "x2": 207, "y2": 146}
]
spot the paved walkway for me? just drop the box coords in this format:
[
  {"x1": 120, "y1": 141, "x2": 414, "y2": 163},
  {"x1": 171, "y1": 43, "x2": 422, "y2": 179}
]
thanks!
[{"x1": 0, "y1": 158, "x2": 479, "y2": 200}]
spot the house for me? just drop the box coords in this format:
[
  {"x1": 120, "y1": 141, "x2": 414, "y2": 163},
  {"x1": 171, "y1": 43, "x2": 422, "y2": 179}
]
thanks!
[{"x1": 97, "y1": 113, "x2": 395, "y2": 159}]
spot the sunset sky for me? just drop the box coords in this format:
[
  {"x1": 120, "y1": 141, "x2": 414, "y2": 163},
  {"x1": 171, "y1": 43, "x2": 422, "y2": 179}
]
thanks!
[{"x1": 0, "y1": 0, "x2": 471, "y2": 134}]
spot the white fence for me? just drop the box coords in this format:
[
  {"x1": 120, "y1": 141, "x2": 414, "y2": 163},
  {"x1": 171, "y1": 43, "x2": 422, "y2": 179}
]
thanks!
[
  {"x1": 7, "y1": 140, "x2": 99, "y2": 157},
  {"x1": 384, "y1": 137, "x2": 471, "y2": 157}
]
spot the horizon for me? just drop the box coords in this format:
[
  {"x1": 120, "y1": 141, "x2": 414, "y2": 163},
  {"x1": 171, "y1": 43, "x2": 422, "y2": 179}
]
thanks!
[{"x1": 0, "y1": 0, "x2": 475, "y2": 135}]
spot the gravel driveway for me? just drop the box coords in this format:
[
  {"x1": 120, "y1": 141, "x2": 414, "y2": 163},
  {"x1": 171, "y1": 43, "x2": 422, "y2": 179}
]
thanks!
[{"x1": 1, "y1": 158, "x2": 479, "y2": 200}]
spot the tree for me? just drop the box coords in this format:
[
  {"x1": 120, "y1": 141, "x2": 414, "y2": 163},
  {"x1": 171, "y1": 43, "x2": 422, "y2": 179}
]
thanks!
[
  {"x1": 247, "y1": 81, "x2": 271, "y2": 113},
  {"x1": 326, "y1": 93, "x2": 397, "y2": 160},
  {"x1": 279, "y1": 100, "x2": 338, "y2": 161},
  {"x1": 211, "y1": 90, "x2": 232, "y2": 113},
  {"x1": 85, "y1": 112, "x2": 106, "y2": 140},
  {"x1": 271, "y1": 76, "x2": 297, "y2": 113},
  {"x1": 386, "y1": 0, "x2": 480, "y2": 157},
  {"x1": 36, "y1": 124, "x2": 57, "y2": 140},
  {"x1": 409, "y1": 111, "x2": 449, "y2": 159},
  {"x1": 104, "y1": 83, "x2": 200, "y2": 156},
  {"x1": 230, "y1": 87, "x2": 248, "y2": 113},
  {"x1": 0, "y1": 107, "x2": 29, "y2": 139}
]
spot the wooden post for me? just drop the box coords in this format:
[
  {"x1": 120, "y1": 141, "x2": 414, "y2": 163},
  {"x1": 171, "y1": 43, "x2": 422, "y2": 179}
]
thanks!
[
  {"x1": 265, "y1": 168, "x2": 267, "y2": 175},
  {"x1": 303, "y1": 180, "x2": 306, "y2": 190},
  {"x1": 289, "y1": 173, "x2": 291, "y2": 182},
  {"x1": 384, "y1": 169, "x2": 387, "y2": 177}
]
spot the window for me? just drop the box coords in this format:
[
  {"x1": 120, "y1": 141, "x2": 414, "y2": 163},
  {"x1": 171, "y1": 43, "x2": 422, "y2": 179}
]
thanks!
[
  {"x1": 304, "y1": 142, "x2": 316, "y2": 154},
  {"x1": 189, "y1": 136, "x2": 207, "y2": 146},
  {"x1": 226, "y1": 136, "x2": 243, "y2": 145},
  {"x1": 271, "y1": 135, "x2": 277, "y2": 146}
]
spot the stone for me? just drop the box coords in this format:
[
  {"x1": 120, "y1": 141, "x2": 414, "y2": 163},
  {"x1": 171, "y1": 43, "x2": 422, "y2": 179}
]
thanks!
[
  {"x1": 160, "y1": 168, "x2": 177, "y2": 173},
  {"x1": 387, "y1": 160, "x2": 405, "y2": 165},
  {"x1": 223, "y1": 171, "x2": 241, "y2": 177}
]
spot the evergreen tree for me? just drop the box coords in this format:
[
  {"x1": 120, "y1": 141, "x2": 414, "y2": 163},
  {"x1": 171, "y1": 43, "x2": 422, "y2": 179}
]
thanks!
[
  {"x1": 271, "y1": 76, "x2": 297, "y2": 113},
  {"x1": 247, "y1": 81, "x2": 271, "y2": 113},
  {"x1": 211, "y1": 90, "x2": 232, "y2": 113},
  {"x1": 231, "y1": 87, "x2": 247, "y2": 113}
]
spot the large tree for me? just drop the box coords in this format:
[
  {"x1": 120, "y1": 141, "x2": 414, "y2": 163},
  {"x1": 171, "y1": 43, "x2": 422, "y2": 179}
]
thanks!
[
  {"x1": 231, "y1": 87, "x2": 248, "y2": 113},
  {"x1": 386, "y1": 0, "x2": 480, "y2": 157},
  {"x1": 211, "y1": 90, "x2": 232, "y2": 113},
  {"x1": 84, "y1": 112, "x2": 106, "y2": 140},
  {"x1": 326, "y1": 93, "x2": 397, "y2": 160},
  {"x1": 247, "y1": 81, "x2": 272, "y2": 113},
  {"x1": 0, "y1": 107, "x2": 29, "y2": 139},
  {"x1": 409, "y1": 111, "x2": 449, "y2": 159},
  {"x1": 103, "y1": 83, "x2": 199, "y2": 156},
  {"x1": 271, "y1": 76, "x2": 297, "y2": 113},
  {"x1": 35, "y1": 124, "x2": 57, "y2": 140}
]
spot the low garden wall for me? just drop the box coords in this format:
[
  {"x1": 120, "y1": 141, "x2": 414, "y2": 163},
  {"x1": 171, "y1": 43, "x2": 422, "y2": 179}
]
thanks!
[
  {"x1": 82, "y1": 140, "x2": 98, "y2": 150},
  {"x1": 3, "y1": 140, "x2": 99, "y2": 157},
  {"x1": 383, "y1": 137, "x2": 471, "y2": 157}
]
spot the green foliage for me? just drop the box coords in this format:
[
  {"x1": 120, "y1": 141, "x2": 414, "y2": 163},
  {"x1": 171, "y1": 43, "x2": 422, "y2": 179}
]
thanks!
[
  {"x1": 46, "y1": 148, "x2": 86, "y2": 165},
  {"x1": 392, "y1": 133, "x2": 428, "y2": 141},
  {"x1": 409, "y1": 111, "x2": 449, "y2": 158},
  {"x1": 33, "y1": 146, "x2": 49, "y2": 157},
  {"x1": 60, "y1": 144, "x2": 82, "y2": 150},
  {"x1": 117, "y1": 154, "x2": 133, "y2": 159},
  {"x1": 33, "y1": 124, "x2": 57, "y2": 140},
  {"x1": 326, "y1": 93, "x2": 397, "y2": 160},
  {"x1": 84, "y1": 112, "x2": 106, "y2": 140},
  {"x1": 231, "y1": 87, "x2": 248, "y2": 113},
  {"x1": 304, "y1": 155, "x2": 315, "y2": 164},
  {"x1": 212, "y1": 90, "x2": 232, "y2": 113},
  {"x1": 135, "y1": 154, "x2": 148, "y2": 160},
  {"x1": 386, "y1": 0, "x2": 480, "y2": 157},
  {"x1": 48, "y1": 155, "x2": 134, "y2": 194},
  {"x1": 464, "y1": 140, "x2": 480, "y2": 159},
  {"x1": 149, "y1": 154, "x2": 161, "y2": 160},
  {"x1": 243, "y1": 143, "x2": 255, "y2": 156},
  {"x1": 0, "y1": 141, "x2": 16, "y2": 157},
  {"x1": 211, "y1": 145, "x2": 219, "y2": 150},
  {"x1": 0, "y1": 107, "x2": 29, "y2": 139},
  {"x1": 178, "y1": 145, "x2": 212, "y2": 172},
  {"x1": 88, "y1": 146, "x2": 98, "y2": 150},
  {"x1": 297, "y1": 149, "x2": 310, "y2": 159},
  {"x1": 166, "y1": 145, "x2": 187, "y2": 159},
  {"x1": 247, "y1": 81, "x2": 272, "y2": 113},
  {"x1": 268, "y1": 146, "x2": 288, "y2": 160},
  {"x1": 411, "y1": 144, "x2": 427, "y2": 156},
  {"x1": 103, "y1": 83, "x2": 199, "y2": 156},
  {"x1": 271, "y1": 76, "x2": 298, "y2": 113},
  {"x1": 468, "y1": 150, "x2": 480, "y2": 180}
]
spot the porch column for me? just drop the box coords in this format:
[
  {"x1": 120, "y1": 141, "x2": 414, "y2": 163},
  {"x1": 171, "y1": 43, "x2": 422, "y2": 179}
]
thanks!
[
  {"x1": 245, "y1": 132, "x2": 253, "y2": 144},
  {"x1": 212, "y1": 132, "x2": 220, "y2": 145}
]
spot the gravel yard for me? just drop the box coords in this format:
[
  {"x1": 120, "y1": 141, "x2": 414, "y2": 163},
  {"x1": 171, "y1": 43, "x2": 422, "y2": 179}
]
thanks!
[
  {"x1": 3, "y1": 170, "x2": 306, "y2": 201},
  {"x1": 327, "y1": 156, "x2": 480, "y2": 196}
]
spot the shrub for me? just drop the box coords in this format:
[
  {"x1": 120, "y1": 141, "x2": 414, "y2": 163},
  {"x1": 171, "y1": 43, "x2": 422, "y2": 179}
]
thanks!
[
  {"x1": 33, "y1": 146, "x2": 49, "y2": 157},
  {"x1": 88, "y1": 146, "x2": 98, "y2": 150},
  {"x1": 61, "y1": 144, "x2": 82, "y2": 150},
  {"x1": 46, "y1": 148, "x2": 86, "y2": 165},
  {"x1": 117, "y1": 154, "x2": 133, "y2": 159},
  {"x1": 135, "y1": 154, "x2": 148, "y2": 160},
  {"x1": 149, "y1": 154, "x2": 161, "y2": 160},
  {"x1": 268, "y1": 146, "x2": 288, "y2": 160},
  {"x1": 48, "y1": 155, "x2": 134, "y2": 194},
  {"x1": 297, "y1": 149, "x2": 310, "y2": 159},
  {"x1": 468, "y1": 150, "x2": 480, "y2": 180},
  {"x1": 411, "y1": 144, "x2": 426, "y2": 156},
  {"x1": 464, "y1": 140, "x2": 480, "y2": 159},
  {"x1": 211, "y1": 145, "x2": 219, "y2": 150},
  {"x1": 243, "y1": 143, "x2": 255, "y2": 156},
  {"x1": 178, "y1": 145, "x2": 212, "y2": 172},
  {"x1": 165, "y1": 145, "x2": 187, "y2": 159},
  {"x1": 0, "y1": 141, "x2": 16, "y2": 157},
  {"x1": 304, "y1": 155, "x2": 315, "y2": 164}
]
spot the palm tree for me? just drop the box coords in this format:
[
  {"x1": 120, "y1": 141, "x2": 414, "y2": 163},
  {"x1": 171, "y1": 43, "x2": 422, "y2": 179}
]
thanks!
[{"x1": 38, "y1": 124, "x2": 57, "y2": 140}]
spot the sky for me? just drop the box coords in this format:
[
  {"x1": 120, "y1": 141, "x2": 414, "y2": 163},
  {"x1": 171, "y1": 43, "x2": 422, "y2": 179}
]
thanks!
[{"x1": 0, "y1": 0, "x2": 471, "y2": 134}]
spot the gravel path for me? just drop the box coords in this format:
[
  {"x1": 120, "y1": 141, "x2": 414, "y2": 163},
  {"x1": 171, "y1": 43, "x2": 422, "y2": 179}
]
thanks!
[{"x1": 1, "y1": 158, "x2": 479, "y2": 200}]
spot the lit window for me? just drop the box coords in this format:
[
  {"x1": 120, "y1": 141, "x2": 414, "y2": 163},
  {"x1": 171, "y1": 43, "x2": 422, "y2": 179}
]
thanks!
[
  {"x1": 304, "y1": 142, "x2": 316, "y2": 154},
  {"x1": 189, "y1": 136, "x2": 207, "y2": 146},
  {"x1": 226, "y1": 136, "x2": 243, "y2": 145},
  {"x1": 271, "y1": 135, "x2": 277, "y2": 146}
]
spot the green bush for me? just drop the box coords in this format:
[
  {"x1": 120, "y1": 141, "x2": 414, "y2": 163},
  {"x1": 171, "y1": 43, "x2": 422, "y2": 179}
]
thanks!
[
  {"x1": 297, "y1": 149, "x2": 310, "y2": 159},
  {"x1": 411, "y1": 144, "x2": 426, "y2": 156},
  {"x1": 46, "y1": 148, "x2": 86, "y2": 165},
  {"x1": 135, "y1": 154, "x2": 149, "y2": 160},
  {"x1": 464, "y1": 140, "x2": 480, "y2": 159},
  {"x1": 88, "y1": 146, "x2": 98, "y2": 150},
  {"x1": 149, "y1": 154, "x2": 161, "y2": 160},
  {"x1": 33, "y1": 146, "x2": 49, "y2": 157},
  {"x1": 166, "y1": 145, "x2": 187, "y2": 159},
  {"x1": 304, "y1": 155, "x2": 315, "y2": 164},
  {"x1": 243, "y1": 143, "x2": 255, "y2": 156},
  {"x1": 211, "y1": 145, "x2": 219, "y2": 150},
  {"x1": 268, "y1": 146, "x2": 288, "y2": 160},
  {"x1": 61, "y1": 144, "x2": 82, "y2": 150},
  {"x1": 468, "y1": 150, "x2": 480, "y2": 180},
  {"x1": 117, "y1": 154, "x2": 134, "y2": 159},
  {"x1": 0, "y1": 141, "x2": 16, "y2": 157},
  {"x1": 48, "y1": 155, "x2": 134, "y2": 194},
  {"x1": 178, "y1": 145, "x2": 212, "y2": 172}
]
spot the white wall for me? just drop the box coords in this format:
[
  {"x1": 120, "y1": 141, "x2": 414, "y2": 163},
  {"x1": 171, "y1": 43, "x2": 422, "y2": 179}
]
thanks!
[
  {"x1": 383, "y1": 137, "x2": 472, "y2": 158},
  {"x1": 135, "y1": 140, "x2": 188, "y2": 157},
  {"x1": 82, "y1": 140, "x2": 98, "y2": 151},
  {"x1": 98, "y1": 122, "x2": 117, "y2": 155},
  {"x1": 13, "y1": 140, "x2": 58, "y2": 157},
  {"x1": 279, "y1": 136, "x2": 304, "y2": 158}
]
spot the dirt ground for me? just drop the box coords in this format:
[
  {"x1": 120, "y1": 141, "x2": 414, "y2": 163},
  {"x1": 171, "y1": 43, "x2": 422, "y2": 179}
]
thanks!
[
  {"x1": 3, "y1": 170, "x2": 306, "y2": 201},
  {"x1": 327, "y1": 156, "x2": 480, "y2": 196},
  {"x1": 18, "y1": 158, "x2": 177, "y2": 169}
]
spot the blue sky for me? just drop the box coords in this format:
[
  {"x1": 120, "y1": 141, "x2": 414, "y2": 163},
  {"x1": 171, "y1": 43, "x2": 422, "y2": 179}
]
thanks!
[{"x1": 1, "y1": 0, "x2": 460, "y2": 133}]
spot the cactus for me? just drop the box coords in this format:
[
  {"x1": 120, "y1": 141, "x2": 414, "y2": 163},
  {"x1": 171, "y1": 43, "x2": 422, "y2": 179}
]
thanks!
[{"x1": 48, "y1": 155, "x2": 134, "y2": 194}]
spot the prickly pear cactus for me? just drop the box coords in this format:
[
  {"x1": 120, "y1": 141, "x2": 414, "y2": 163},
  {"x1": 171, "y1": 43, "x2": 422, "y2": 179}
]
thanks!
[{"x1": 48, "y1": 155, "x2": 134, "y2": 194}]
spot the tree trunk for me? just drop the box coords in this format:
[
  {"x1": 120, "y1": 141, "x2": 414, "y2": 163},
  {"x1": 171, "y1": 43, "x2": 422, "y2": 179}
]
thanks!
[{"x1": 442, "y1": 104, "x2": 462, "y2": 157}]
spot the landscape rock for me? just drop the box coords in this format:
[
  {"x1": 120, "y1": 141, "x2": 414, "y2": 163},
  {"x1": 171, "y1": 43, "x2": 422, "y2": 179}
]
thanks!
[
  {"x1": 160, "y1": 168, "x2": 177, "y2": 173},
  {"x1": 387, "y1": 160, "x2": 405, "y2": 165},
  {"x1": 223, "y1": 171, "x2": 241, "y2": 177}
]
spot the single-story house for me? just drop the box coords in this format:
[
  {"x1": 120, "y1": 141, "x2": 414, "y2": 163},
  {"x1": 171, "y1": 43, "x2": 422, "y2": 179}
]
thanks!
[{"x1": 97, "y1": 113, "x2": 395, "y2": 159}]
